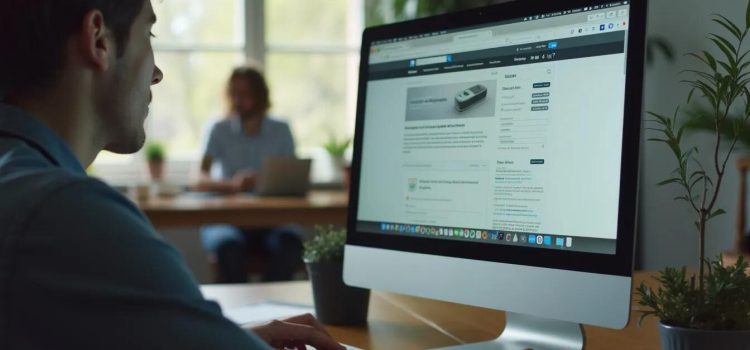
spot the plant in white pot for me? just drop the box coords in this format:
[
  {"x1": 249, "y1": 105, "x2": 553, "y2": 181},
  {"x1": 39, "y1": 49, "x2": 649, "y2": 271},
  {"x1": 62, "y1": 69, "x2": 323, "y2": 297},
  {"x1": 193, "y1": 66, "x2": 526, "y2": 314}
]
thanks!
[
  {"x1": 145, "y1": 142, "x2": 166, "y2": 182},
  {"x1": 303, "y1": 225, "x2": 369, "y2": 326},
  {"x1": 637, "y1": 3, "x2": 750, "y2": 349},
  {"x1": 323, "y1": 136, "x2": 352, "y2": 189}
]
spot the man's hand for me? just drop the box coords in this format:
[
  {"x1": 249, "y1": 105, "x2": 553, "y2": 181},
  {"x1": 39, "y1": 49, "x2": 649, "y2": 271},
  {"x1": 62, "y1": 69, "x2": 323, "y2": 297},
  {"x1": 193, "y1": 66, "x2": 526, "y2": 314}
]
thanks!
[
  {"x1": 231, "y1": 170, "x2": 257, "y2": 192},
  {"x1": 250, "y1": 313, "x2": 345, "y2": 350}
]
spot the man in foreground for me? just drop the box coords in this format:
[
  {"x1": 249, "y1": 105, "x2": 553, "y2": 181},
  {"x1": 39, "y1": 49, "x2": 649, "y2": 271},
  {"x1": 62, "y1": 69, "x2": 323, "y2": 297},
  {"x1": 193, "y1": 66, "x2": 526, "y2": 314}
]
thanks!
[{"x1": 0, "y1": 1, "x2": 343, "y2": 349}]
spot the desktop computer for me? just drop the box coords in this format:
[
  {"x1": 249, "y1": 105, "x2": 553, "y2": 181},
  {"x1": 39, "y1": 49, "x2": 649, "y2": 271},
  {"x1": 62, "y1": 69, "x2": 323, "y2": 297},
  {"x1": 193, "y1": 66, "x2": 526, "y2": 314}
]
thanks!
[{"x1": 344, "y1": 0, "x2": 646, "y2": 349}]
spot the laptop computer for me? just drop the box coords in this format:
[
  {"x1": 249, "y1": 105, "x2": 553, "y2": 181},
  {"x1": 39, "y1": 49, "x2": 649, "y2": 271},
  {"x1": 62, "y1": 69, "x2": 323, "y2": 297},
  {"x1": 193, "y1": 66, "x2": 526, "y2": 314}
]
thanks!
[{"x1": 254, "y1": 157, "x2": 312, "y2": 197}]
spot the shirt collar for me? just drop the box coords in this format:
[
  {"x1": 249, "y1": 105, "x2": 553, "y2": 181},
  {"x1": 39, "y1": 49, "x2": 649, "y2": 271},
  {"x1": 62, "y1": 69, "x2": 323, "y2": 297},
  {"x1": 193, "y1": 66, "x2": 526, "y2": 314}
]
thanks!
[
  {"x1": 229, "y1": 115, "x2": 269, "y2": 136},
  {"x1": 0, "y1": 103, "x2": 86, "y2": 175}
]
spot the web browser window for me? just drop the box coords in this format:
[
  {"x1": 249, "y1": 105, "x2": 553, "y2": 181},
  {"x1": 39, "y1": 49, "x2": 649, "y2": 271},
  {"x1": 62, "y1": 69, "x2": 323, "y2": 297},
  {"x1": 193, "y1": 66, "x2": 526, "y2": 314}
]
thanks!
[{"x1": 356, "y1": 2, "x2": 631, "y2": 254}]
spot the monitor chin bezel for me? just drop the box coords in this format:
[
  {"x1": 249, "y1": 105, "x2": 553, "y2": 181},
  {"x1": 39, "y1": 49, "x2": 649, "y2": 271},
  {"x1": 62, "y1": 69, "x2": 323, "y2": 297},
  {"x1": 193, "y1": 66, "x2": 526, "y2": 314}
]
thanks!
[{"x1": 346, "y1": 0, "x2": 646, "y2": 278}]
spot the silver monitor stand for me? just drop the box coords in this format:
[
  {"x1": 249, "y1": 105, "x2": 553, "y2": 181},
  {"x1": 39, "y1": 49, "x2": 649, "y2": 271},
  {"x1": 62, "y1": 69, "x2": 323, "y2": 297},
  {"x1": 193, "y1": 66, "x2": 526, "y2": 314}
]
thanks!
[{"x1": 437, "y1": 313, "x2": 584, "y2": 350}]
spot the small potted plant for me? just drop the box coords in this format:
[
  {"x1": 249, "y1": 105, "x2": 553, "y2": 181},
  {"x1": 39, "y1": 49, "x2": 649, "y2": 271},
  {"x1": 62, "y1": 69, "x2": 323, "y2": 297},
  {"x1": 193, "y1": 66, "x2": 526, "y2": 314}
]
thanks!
[
  {"x1": 323, "y1": 136, "x2": 352, "y2": 189},
  {"x1": 637, "y1": 3, "x2": 750, "y2": 348},
  {"x1": 304, "y1": 225, "x2": 369, "y2": 325},
  {"x1": 145, "y1": 142, "x2": 166, "y2": 182}
]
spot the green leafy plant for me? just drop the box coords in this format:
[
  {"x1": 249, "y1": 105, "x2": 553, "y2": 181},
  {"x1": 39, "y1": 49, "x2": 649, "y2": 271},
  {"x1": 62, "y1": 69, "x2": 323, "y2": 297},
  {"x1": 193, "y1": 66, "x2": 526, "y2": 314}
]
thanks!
[
  {"x1": 145, "y1": 142, "x2": 166, "y2": 162},
  {"x1": 303, "y1": 225, "x2": 347, "y2": 263},
  {"x1": 323, "y1": 137, "x2": 351, "y2": 158},
  {"x1": 684, "y1": 107, "x2": 750, "y2": 148},
  {"x1": 638, "y1": 3, "x2": 750, "y2": 330},
  {"x1": 637, "y1": 257, "x2": 750, "y2": 330}
]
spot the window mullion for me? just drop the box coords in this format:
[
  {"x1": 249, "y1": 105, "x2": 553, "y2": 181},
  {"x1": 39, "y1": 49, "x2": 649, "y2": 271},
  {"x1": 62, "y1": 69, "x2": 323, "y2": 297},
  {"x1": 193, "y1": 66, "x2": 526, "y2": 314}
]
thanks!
[{"x1": 245, "y1": 0, "x2": 266, "y2": 68}]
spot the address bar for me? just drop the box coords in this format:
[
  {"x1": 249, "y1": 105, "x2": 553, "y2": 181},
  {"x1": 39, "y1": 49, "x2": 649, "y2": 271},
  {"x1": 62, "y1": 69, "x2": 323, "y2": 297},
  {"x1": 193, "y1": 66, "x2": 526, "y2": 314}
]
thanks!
[{"x1": 376, "y1": 26, "x2": 570, "y2": 62}]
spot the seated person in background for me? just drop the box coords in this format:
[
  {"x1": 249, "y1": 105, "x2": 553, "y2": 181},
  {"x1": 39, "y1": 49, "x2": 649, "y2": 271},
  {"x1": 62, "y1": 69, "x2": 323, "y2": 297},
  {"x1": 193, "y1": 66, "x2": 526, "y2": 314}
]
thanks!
[{"x1": 194, "y1": 66, "x2": 304, "y2": 283}]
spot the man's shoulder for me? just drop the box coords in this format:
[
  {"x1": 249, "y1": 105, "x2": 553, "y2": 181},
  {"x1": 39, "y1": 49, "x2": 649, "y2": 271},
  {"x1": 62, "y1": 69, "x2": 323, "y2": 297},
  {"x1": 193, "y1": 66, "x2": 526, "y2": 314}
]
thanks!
[
  {"x1": 212, "y1": 117, "x2": 236, "y2": 131},
  {"x1": 0, "y1": 161, "x2": 88, "y2": 211},
  {"x1": 0, "y1": 164, "x2": 138, "y2": 232},
  {"x1": 213, "y1": 117, "x2": 233, "y2": 127},
  {"x1": 32, "y1": 174, "x2": 140, "y2": 221},
  {"x1": 264, "y1": 116, "x2": 291, "y2": 133}
]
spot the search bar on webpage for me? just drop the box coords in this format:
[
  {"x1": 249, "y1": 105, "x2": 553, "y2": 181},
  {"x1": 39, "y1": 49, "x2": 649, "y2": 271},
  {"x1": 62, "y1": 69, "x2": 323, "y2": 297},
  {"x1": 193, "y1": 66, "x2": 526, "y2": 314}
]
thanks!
[{"x1": 413, "y1": 55, "x2": 453, "y2": 66}]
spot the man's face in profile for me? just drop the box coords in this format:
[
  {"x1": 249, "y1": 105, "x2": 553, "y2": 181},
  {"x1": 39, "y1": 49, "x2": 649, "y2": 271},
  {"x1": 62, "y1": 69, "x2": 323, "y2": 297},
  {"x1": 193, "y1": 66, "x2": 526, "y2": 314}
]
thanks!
[
  {"x1": 100, "y1": 0, "x2": 163, "y2": 154},
  {"x1": 229, "y1": 78, "x2": 260, "y2": 120}
]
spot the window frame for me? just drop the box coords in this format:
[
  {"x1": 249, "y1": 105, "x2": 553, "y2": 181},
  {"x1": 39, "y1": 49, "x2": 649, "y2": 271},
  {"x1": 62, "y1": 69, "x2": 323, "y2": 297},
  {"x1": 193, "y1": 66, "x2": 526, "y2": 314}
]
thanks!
[{"x1": 92, "y1": 0, "x2": 364, "y2": 186}]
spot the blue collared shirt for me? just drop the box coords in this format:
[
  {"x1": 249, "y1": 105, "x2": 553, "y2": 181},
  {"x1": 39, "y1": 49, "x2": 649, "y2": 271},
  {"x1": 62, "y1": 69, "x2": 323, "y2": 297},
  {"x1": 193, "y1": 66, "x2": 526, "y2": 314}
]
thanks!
[
  {"x1": 0, "y1": 104, "x2": 269, "y2": 349},
  {"x1": 205, "y1": 116, "x2": 295, "y2": 179}
]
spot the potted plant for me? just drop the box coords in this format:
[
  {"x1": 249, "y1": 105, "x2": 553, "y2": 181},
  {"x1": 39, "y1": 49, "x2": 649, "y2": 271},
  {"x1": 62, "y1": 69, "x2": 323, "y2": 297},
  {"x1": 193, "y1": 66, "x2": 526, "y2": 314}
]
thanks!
[
  {"x1": 145, "y1": 142, "x2": 166, "y2": 181},
  {"x1": 304, "y1": 225, "x2": 369, "y2": 325},
  {"x1": 637, "y1": 3, "x2": 750, "y2": 348},
  {"x1": 323, "y1": 136, "x2": 352, "y2": 188}
]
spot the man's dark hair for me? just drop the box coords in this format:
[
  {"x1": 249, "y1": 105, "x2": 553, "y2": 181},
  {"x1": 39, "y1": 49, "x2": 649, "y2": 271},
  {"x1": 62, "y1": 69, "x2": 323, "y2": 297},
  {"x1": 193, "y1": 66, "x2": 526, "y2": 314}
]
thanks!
[
  {"x1": 0, "y1": 0, "x2": 147, "y2": 99},
  {"x1": 227, "y1": 66, "x2": 272, "y2": 116}
]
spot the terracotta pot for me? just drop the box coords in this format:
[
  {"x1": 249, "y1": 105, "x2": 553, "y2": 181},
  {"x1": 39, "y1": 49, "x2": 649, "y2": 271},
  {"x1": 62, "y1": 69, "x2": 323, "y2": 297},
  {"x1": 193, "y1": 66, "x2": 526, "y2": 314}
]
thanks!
[{"x1": 148, "y1": 160, "x2": 164, "y2": 181}]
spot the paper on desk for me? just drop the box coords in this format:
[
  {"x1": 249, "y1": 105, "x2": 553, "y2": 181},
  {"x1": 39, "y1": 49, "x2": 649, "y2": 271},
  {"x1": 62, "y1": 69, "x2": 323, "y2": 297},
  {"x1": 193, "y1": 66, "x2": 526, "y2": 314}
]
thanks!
[{"x1": 223, "y1": 301, "x2": 315, "y2": 326}]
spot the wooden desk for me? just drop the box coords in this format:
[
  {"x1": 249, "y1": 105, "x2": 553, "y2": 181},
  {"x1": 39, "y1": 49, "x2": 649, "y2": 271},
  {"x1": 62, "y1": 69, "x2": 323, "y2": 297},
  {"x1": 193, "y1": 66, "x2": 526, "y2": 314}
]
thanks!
[
  {"x1": 201, "y1": 271, "x2": 660, "y2": 349},
  {"x1": 137, "y1": 191, "x2": 348, "y2": 228}
]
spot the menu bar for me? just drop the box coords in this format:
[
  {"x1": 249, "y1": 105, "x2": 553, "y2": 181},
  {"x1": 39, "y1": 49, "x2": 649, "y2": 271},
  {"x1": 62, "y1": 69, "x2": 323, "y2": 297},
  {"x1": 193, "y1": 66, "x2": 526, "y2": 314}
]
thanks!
[{"x1": 369, "y1": 31, "x2": 625, "y2": 81}]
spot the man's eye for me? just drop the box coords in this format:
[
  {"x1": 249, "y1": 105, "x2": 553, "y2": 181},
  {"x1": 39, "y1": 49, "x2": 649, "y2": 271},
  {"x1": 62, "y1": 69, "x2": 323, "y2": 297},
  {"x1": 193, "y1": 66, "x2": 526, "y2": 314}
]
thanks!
[{"x1": 150, "y1": 32, "x2": 156, "y2": 38}]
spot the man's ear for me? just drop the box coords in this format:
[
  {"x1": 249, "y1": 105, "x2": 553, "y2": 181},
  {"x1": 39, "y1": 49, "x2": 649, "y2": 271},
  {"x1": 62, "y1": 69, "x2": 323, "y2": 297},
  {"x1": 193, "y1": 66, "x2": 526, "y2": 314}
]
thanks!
[{"x1": 78, "y1": 10, "x2": 112, "y2": 72}]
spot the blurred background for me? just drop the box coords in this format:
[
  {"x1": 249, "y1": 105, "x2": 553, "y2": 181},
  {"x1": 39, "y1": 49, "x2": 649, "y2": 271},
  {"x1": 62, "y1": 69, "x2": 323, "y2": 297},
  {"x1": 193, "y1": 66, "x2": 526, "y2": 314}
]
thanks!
[{"x1": 89, "y1": 0, "x2": 750, "y2": 282}]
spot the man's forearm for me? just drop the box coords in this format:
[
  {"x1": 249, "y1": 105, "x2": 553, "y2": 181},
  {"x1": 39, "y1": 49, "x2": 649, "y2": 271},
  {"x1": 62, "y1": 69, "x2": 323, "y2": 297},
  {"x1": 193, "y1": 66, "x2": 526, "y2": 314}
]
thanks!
[{"x1": 192, "y1": 176, "x2": 237, "y2": 193}]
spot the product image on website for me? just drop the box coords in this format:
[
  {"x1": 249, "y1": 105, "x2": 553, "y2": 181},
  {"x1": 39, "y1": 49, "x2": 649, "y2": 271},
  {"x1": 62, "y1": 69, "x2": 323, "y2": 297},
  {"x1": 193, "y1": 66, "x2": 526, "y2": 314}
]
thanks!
[
  {"x1": 455, "y1": 84, "x2": 488, "y2": 112},
  {"x1": 405, "y1": 80, "x2": 497, "y2": 121}
]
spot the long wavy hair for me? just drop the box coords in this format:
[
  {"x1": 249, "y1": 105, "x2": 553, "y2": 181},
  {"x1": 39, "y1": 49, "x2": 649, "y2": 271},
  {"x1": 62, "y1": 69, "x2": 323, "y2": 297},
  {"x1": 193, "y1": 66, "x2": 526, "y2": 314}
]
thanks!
[{"x1": 225, "y1": 65, "x2": 271, "y2": 118}]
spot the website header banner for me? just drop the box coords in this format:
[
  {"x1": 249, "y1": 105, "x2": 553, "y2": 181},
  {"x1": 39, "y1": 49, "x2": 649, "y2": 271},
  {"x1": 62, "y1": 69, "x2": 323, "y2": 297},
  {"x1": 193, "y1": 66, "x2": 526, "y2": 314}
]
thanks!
[{"x1": 368, "y1": 31, "x2": 625, "y2": 81}]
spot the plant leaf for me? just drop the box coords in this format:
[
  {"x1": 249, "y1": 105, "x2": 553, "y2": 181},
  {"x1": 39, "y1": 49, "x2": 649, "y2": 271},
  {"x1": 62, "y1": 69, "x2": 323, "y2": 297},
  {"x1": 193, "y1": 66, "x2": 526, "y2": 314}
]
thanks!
[
  {"x1": 657, "y1": 178, "x2": 682, "y2": 186},
  {"x1": 709, "y1": 208, "x2": 727, "y2": 219},
  {"x1": 713, "y1": 15, "x2": 742, "y2": 39},
  {"x1": 710, "y1": 36, "x2": 737, "y2": 69},
  {"x1": 687, "y1": 88, "x2": 696, "y2": 104},
  {"x1": 703, "y1": 50, "x2": 718, "y2": 71},
  {"x1": 710, "y1": 34, "x2": 737, "y2": 55}
]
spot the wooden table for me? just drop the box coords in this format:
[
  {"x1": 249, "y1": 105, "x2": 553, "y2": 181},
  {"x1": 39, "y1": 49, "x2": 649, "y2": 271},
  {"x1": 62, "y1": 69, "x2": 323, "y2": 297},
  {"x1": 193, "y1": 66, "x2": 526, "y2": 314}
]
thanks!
[
  {"x1": 137, "y1": 191, "x2": 348, "y2": 228},
  {"x1": 201, "y1": 271, "x2": 661, "y2": 349}
]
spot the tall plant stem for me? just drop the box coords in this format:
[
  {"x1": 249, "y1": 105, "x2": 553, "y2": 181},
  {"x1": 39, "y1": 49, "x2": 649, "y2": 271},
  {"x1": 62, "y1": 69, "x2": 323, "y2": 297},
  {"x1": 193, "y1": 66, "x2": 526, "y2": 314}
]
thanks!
[{"x1": 699, "y1": 213, "x2": 706, "y2": 291}]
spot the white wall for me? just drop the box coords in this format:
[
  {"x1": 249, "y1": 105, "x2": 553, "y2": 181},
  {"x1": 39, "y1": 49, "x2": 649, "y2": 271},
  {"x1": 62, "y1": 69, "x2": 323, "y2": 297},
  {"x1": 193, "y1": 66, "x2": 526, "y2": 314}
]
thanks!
[{"x1": 638, "y1": 0, "x2": 748, "y2": 269}]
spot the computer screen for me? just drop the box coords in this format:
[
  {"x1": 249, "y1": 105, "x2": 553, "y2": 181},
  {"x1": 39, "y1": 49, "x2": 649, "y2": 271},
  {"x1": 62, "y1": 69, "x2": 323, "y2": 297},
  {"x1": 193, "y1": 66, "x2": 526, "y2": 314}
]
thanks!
[
  {"x1": 345, "y1": 0, "x2": 644, "y2": 338},
  {"x1": 359, "y1": 3, "x2": 631, "y2": 255}
]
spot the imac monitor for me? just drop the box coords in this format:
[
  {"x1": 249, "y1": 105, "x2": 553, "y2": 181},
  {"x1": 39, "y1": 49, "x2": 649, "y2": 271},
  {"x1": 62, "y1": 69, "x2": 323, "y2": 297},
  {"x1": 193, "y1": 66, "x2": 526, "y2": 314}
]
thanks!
[{"x1": 344, "y1": 0, "x2": 646, "y2": 349}]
